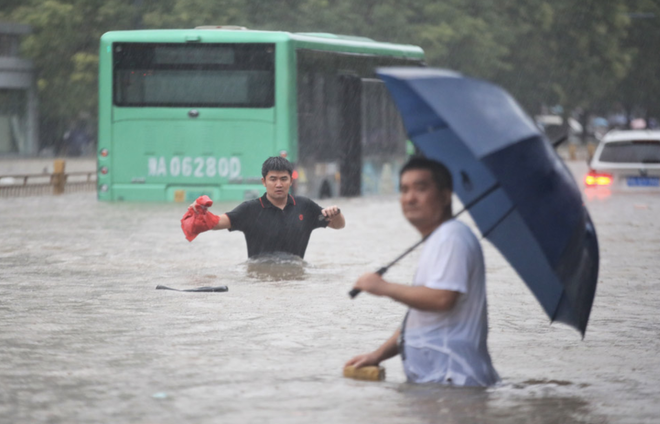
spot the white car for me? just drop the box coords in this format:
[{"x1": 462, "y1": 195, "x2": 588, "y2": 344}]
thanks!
[{"x1": 586, "y1": 130, "x2": 660, "y2": 190}]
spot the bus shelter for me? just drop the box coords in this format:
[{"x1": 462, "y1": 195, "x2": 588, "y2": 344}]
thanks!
[{"x1": 0, "y1": 22, "x2": 38, "y2": 156}]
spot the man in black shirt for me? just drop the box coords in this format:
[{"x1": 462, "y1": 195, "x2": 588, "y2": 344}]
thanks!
[{"x1": 190, "y1": 157, "x2": 345, "y2": 259}]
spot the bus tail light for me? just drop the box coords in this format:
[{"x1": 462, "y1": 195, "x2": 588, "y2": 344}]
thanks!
[
  {"x1": 292, "y1": 170, "x2": 298, "y2": 180},
  {"x1": 279, "y1": 150, "x2": 288, "y2": 158},
  {"x1": 100, "y1": 167, "x2": 109, "y2": 175},
  {"x1": 585, "y1": 171, "x2": 612, "y2": 186},
  {"x1": 100, "y1": 149, "x2": 109, "y2": 157}
]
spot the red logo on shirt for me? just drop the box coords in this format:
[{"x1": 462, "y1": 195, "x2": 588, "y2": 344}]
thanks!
[{"x1": 299, "y1": 214, "x2": 304, "y2": 221}]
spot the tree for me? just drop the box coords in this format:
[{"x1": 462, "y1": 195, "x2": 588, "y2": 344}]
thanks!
[
  {"x1": 610, "y1": 0, "x2": 660, "y2": 122},
  {"x1": 493, "y1": 0, "x2": 632, "y2": 119},
  {"x1": 9, "y1": 0, "x2": 137, "y2": 150},
  {"x1": 1, "y1": 0, "x2": 648, "y2": 153}
]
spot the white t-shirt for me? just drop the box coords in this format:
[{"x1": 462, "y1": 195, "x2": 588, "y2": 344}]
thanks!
[{"x1": 402, "y1": 219, "x2": 499, "y2": 386}]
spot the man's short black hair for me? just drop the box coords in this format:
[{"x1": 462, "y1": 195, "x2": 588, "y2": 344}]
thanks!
[
  {"x1": 400, "y1": 157, "x2": 453, "y2": 192},
  {"x1": 262, "y1": 156, "x2": 293, "y2": 178}
]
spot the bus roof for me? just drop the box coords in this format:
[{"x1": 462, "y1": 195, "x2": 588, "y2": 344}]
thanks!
[{"x1": 100, "y1": 28, "x2": 425, "y2": 59}]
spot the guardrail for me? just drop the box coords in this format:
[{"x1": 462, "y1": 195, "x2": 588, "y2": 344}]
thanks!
[{"x1": 0, "y1": 159, "x2": 96, "y2": 198}]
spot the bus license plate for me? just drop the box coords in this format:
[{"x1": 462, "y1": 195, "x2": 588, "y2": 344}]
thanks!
[{"x1": 627, "y1": 176, "x2": 660, "y2": 187}]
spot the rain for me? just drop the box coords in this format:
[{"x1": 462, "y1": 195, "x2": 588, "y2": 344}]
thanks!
[{"x1": 2, "y1": 2, "x2": 660, "y2": 423}]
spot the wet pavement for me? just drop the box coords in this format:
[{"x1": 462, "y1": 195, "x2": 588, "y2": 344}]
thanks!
[{"x1": 1, "y1": 161, "x2": 659, "y2": 423}]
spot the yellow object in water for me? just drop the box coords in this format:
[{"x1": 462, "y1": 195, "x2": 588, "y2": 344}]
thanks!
[{"x1": 343, "y1": 365, "x2": 385, "y2": 381}]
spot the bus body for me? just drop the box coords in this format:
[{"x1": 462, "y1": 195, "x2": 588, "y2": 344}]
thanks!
[{"x1": 97, "y1": 28, "x2": 424, "y2": 202}]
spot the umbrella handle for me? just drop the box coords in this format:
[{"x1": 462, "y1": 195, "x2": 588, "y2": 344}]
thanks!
[
  {"x1": 348, "y1": 236, "x2": 428, "y2": 300},
  {"x1": 348, "y1": 288, "x2": 361, "y2": 298},
  {"x1": 348, "y1": 267, "x2": 388, "y2": 298},
  {"x1": 552, "y1": 133, "x2": 569, "y2": 148}
]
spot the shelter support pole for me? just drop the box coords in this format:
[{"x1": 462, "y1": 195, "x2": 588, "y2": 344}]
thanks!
[{"x1": 52, "y1": 159, "x2": 66, "y2": 195}]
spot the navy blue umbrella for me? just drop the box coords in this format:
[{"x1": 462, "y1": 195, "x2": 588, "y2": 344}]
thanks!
[{"x1": 378, "y1": 68, "x2": 599, "y2": 336}]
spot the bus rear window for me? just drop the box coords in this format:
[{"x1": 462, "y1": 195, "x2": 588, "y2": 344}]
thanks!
[
  {"x1": 113, "y1": 43, "x2": 275, "y2": 108},
  {"x1": 599, "y1": 140, "x2": 660, "y2": 163}
]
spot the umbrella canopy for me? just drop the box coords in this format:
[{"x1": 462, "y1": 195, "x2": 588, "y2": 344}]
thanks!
[{"x1": 378, "y1": 68, "x2": 599, "y2": 336}]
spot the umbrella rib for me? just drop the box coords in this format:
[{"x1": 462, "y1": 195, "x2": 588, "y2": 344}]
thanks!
[
  {"x1": 408, "y1": 123, "x2": 449, "y2": 138},
  {"x1": 453, "y1": 183, "x2": 501, "y2": 218},
  {"x1": 480, "y1": 204, "x2": 516, "y2": 239}
]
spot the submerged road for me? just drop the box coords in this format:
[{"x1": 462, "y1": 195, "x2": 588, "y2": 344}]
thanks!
[{"x1": 1, "y1": 161, "x2": 659, "y2": 423}]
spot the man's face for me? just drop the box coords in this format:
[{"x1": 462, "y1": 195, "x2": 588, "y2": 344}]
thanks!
[
  {"x1": 262, "y1": 170, "x2": 292, "y2": 201},
  {"x1": 400, "y1": 169, "x2": 451, "y2": 230}
]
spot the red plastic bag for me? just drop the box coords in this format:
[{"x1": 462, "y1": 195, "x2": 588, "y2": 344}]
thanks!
[{"x1": 181, "y1": 195, "x2": 221, "y2": 242}]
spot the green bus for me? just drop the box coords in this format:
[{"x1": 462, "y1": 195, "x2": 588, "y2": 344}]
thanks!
[{"x1": 97, "y1": 27, "x2": 424, "y2": 202}]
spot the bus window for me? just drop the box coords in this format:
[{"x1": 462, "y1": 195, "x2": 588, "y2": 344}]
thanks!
[
  {"x1": 361, "y1": 80, "x2": 406, "y2": 157},
  {"x1": 113, "y1": 43, "x2": 275, "y2": 108}
]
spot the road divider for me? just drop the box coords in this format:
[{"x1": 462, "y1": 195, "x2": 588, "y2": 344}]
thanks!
[{"x1": 0, "y1": 159, "x2": 96, "y2": 197}]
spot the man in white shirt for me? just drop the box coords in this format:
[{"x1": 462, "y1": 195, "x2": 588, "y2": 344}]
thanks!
[{"x1": 345, "y1": 157, "x2": 499, "y2": 387}]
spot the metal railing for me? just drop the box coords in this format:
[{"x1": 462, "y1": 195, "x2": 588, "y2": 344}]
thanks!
[{"x1": 0, "y1": 170, "x2": 97, "y2": 198}]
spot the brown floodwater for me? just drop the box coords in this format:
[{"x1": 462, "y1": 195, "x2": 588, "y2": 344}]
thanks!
[{"x1": 1, "y1": 162, "x2": 659, "y2": 423}]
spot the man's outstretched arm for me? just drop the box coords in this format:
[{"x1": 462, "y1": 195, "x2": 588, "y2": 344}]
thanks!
[
  {"x1": 352, "y1": 272, "x2": 460, "y2": 312},
  {"x1": 212, "y1": 214, "x2": 232, "y2": 230},
  {"x1": 185, "y1": 196, "x2": 231, "y2": 232}
]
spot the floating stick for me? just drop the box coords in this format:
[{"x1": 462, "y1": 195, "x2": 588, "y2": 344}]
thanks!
[{"x1": 156, "y1": 285, "x2": 228, "y2": 292}]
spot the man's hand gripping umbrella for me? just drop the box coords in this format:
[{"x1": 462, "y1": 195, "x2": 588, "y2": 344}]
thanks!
[
  {"x1": 348, "y1": 202, "x2": 476, "y2": 298},
  {"x1": 348, "y1": 236, "x2": 428, "y2": 298}
]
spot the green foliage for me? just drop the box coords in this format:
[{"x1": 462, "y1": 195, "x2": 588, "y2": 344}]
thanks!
[
  {"x1": 612, "y1": 0, "x2": 660, "y2": 118},
  {"x1": 493, "y1": 0, "x2": 631, "y2": 116},
  {"x1": 6, "y1": 0, "x2": 136, "y2": 147},
  {"x1": 0, "y1": 0, "x2": 657, "y2": 151}
]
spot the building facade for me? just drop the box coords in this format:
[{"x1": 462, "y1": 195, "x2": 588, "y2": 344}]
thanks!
[{"x1": 0, "y1": 22, "x2": 38, "y2": 155}]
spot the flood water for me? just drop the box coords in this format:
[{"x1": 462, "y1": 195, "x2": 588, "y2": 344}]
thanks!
[{"x1": 1, "y1": 162, "x2": 659, "y2": 423}]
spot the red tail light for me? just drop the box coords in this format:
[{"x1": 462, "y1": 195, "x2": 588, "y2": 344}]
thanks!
[
  {"x1": 585, "y1": 171, "x2": 612, "y2": 186},
  {"x1": 292, "y1": 170, "x2": 298, "y2": 180}
]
